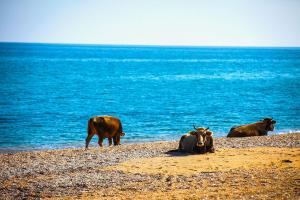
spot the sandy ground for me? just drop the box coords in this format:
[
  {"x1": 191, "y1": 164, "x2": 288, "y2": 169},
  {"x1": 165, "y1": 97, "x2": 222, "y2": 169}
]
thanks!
[
  {"x1": 0, "y1": 133, "x2": 300, "y2": 199},
  {"x1": 104, "y1": 147, "x2": 300, "y2": 176}
]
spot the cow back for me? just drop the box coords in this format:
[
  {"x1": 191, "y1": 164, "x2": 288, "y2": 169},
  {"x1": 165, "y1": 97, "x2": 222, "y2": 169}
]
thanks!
[
  {"x1": 92, "y1": 116, "x2": 122, "y2": 138},
  {"x1": 180, "y1": 134, "x2": 197, "y2": 153},
  {"x1": 228, "y1": 121, "x2": 267, "y2": 137}
]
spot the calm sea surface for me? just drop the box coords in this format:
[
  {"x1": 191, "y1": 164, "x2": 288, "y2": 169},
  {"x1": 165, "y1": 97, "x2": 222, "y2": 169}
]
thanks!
[{"x1": 0, "y1": 43, "x2": 299, "y2": 151}]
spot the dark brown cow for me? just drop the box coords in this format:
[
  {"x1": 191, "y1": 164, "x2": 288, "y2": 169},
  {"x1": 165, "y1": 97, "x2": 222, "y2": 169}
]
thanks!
[
  {"x1": 227, "y1": 118, "x2": 276, "y2": 137},
  {"x1": 85, "y1": 116, "x2": 125, "y2": 149}
]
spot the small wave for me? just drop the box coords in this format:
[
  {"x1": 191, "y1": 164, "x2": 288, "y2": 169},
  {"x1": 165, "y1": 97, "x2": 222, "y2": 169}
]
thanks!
[
  {"x1": 121, "y1": 71, "x2": 293, "y2": 81},
  {"x1": 273, "y1": 129, "x2": 300, "y2": 135},
  {"x1": 2, "y1": 57, "x2": 300, "y2": 63}
]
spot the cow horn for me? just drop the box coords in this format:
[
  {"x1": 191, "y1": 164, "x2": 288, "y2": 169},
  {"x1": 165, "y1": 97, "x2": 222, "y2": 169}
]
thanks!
[
  {"x1": 205, "y1": 127, "x2": 210, "y2": 131},
  {"x1": 193, "y1": 124, "x2": 197, "y2": 130}
]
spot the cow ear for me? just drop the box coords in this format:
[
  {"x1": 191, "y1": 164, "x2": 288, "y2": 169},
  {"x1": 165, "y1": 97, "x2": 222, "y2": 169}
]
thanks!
[{"x1": 206, "y1": 131, "x2": 213, "y2": 136}]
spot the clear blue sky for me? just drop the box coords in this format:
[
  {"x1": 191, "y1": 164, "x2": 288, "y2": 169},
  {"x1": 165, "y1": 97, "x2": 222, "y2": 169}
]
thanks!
[{"x1": 0, "y1": 0, "x2": 300, "y2": 46}]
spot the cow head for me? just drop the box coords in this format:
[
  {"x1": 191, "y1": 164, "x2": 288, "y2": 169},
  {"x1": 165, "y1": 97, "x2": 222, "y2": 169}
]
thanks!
[
  {"x1": 193, "y1": 125, "x2": 210, "y2": 147},
  {"x1": 262, "y1": 118, "x2": 276, "y2": 131}
]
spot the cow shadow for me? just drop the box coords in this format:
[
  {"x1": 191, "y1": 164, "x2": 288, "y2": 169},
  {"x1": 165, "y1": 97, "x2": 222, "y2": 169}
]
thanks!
[{"x1": 165, "y1": 149, "x2": 192, "y2": 157}]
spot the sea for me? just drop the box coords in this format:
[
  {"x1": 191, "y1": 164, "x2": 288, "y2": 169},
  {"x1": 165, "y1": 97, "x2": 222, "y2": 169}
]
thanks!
[{"x1": 0, "y1": 43, "x2": 299, "y2": 151}]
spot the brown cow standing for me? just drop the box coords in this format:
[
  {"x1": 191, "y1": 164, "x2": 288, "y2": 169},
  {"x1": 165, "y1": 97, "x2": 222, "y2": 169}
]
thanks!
[
  {"x1": 85, "y1": 116, "x2": 125, "y2": 149},
  {"x1": 227, "y1": 118, "x2": 276, "y2": 137}
]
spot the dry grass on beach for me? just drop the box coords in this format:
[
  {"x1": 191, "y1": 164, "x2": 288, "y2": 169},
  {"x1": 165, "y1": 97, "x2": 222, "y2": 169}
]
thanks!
[{"x1": 0, "y1": 133, "x2": 299, "y2": 199}]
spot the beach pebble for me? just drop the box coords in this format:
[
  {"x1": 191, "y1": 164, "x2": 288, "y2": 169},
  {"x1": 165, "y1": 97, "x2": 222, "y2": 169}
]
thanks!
[{"x1": 0, "y1": 133, "x2": 299, "y2": 199}]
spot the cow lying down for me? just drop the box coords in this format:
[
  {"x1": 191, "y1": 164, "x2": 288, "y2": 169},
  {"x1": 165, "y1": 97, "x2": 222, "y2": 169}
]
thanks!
[
  {"x1": 227, "y1": 118, "x2": 276, "y2": 137},
  {"x1": 179, "y1": 126, "x2": 215, "y2": 154}
]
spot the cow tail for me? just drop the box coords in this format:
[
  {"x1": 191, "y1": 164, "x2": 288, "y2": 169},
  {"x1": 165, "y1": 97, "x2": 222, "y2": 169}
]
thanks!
[
  {"x1": 87, "y1": 118, "x2": 94, "y2": 136},
  {"x1": 119, "y1": 120, "x2": 124, "y2": 135}
]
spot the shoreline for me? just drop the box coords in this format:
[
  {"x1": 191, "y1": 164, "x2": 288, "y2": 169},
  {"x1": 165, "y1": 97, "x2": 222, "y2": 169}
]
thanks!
[
  {"x1": 1, "y1": 133, "x2": 299, "y2": 199},
  {"x1": 1, "y1": 131, "x2": 299, "y2": 154}
]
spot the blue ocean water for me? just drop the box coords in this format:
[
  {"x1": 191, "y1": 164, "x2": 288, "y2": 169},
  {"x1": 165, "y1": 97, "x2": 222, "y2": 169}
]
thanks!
[{"x1": 0, "y1": 43, "x2": 299, "y2": 151}]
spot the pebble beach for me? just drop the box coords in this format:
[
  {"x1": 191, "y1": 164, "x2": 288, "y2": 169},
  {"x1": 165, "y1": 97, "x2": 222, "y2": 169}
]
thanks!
[{"x1": 0, "y1": 133, "x2": 299, "y2": 199}]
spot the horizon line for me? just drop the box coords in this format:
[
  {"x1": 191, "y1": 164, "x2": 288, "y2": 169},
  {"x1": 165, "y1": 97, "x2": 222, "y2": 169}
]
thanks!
[{"x1": 1, "y1": 41, "x2": 300, "y2": 49}]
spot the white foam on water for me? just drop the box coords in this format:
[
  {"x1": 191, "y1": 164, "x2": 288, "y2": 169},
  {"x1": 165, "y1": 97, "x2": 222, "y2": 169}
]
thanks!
[
  {"x1": 274, "y1": 129, "x2": 300, "y2": 135},
  {"x1": 3, "y1": 57, "x2": 299, "y2": 64},
  {"x1": 121, "y1": 71, "x2": 293, "y2": 81}
]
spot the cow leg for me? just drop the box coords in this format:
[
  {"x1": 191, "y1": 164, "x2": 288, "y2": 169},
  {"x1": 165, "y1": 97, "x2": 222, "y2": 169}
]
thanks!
[
  {"x1": 113, "y1": 135, "x2": 120, "y2": 145},
  {"x1": 113, "y1": 136, "x2": 117, "y2": 145},
  {"x1": 86, "y1": 119, "x2": 96, "y2": 150},
  {"x1": 108, "y1": 138, "x2": 112, "y2": 146},
  {"x1": 98, "y1": 136, "x2": 104, "y2": 147},
  {"x1": 85, "y1": 134, "x2": 94, "y2": 150}
]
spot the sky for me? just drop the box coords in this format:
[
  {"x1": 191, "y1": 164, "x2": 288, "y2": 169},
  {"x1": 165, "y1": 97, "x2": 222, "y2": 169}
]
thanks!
[{"x1": 0, "y1": 0, "x2": 300, "y2": 47}]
